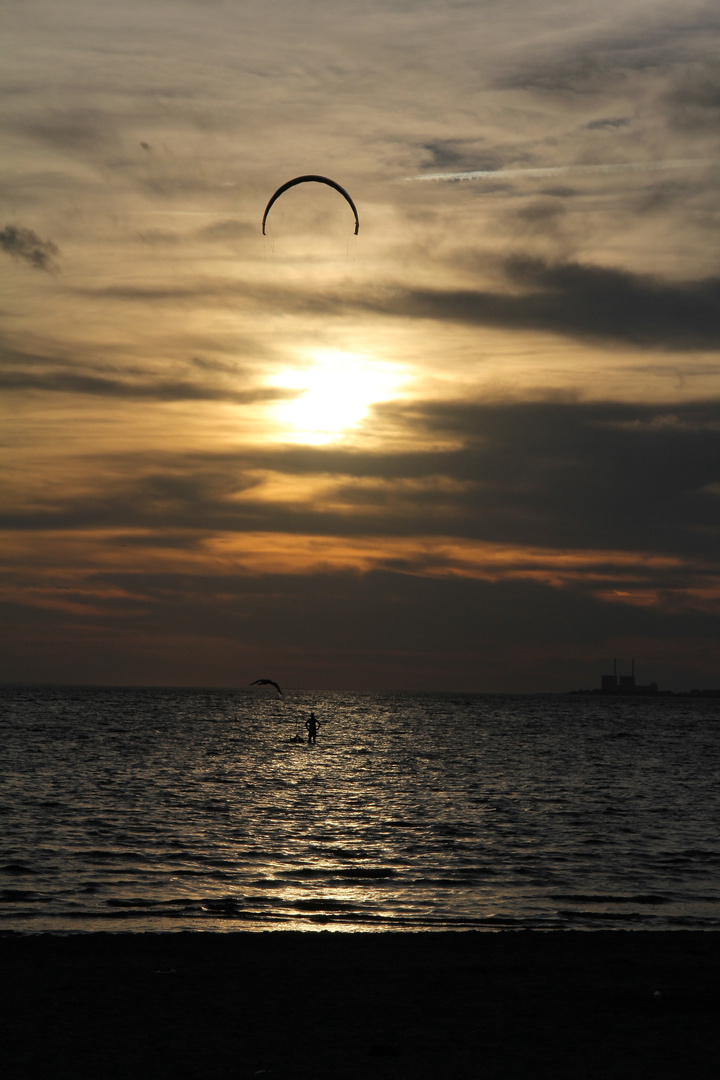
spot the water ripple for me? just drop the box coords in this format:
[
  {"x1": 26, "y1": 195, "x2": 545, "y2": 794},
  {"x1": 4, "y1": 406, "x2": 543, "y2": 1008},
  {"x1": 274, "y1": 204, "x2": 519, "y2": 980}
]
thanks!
[{"x1": 1, "y1": 686, "x2": 719, "y2": 932}]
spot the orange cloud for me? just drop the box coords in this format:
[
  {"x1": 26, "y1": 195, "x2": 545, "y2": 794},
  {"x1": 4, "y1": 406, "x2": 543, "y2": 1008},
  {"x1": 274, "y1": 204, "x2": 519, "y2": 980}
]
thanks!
[{"x1": 2, "y1": 529, "x2": 718, "y2": 616}]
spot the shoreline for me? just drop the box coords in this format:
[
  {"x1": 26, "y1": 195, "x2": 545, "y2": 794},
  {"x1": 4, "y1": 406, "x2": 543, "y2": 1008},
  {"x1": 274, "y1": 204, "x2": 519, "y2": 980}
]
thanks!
[{"x1": 2, "y1": 930, "x2": 719, "y2": 1078}]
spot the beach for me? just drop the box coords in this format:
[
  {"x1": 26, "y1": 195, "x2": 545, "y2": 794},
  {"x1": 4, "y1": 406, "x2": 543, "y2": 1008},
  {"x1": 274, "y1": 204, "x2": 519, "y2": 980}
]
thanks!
[{"x1": 2, "y1": 931, "x2": 719, "y2": 1078}]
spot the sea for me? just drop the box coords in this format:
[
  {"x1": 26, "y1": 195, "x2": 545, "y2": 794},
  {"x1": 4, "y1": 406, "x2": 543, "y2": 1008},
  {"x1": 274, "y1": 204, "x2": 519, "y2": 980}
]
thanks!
[{"x1": 1, "y1": 686, "x2": 719, "y2": 933}]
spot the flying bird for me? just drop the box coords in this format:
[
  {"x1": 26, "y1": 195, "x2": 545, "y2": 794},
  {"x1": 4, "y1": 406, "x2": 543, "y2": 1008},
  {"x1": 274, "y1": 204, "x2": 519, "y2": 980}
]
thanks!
[
  {"x1": 262, "y1": 175, "x2": 359, "y2": 235},
  {"x1": 249, "y1": 678, "x2": 283, "y2": 696}
]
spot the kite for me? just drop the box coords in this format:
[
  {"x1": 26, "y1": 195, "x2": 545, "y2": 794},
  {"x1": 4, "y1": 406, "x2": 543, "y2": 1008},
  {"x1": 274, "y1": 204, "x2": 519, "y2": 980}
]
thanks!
[{"x1": 262, "y1": 175, "x2": 359, "y2": 236}]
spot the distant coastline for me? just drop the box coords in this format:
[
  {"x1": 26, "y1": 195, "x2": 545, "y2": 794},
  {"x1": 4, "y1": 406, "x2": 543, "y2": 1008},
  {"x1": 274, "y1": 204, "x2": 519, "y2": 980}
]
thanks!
[
  {"x1": 569, "y1": 657, "x2": 720, "y2": 697},
  {"x1": 569, "y1": 686, "x2": 720, "y2": 697}
]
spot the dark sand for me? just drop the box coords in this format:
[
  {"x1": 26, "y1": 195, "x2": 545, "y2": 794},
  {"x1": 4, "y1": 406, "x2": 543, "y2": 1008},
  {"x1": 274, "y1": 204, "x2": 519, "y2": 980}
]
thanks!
[{"x1": 2, "y1": 931, "x2": 719, "y2": 1079}]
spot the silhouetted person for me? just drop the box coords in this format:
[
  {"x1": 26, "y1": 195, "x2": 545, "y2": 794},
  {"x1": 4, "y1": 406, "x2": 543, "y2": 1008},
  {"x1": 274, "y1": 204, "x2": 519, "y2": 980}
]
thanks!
[{"x1": 306, "y1": 711, "x2": 319, "y2": 745}]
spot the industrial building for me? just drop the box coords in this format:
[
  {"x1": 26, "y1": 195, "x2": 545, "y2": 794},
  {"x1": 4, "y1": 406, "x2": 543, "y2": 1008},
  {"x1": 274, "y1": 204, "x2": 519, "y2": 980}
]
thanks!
[{"x1": 600, "y1": 659, "x2": 658, "y2": 695}]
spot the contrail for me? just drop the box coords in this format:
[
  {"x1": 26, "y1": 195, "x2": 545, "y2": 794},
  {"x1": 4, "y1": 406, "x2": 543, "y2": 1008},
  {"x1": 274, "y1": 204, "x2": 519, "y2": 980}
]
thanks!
[{"x1": 406, "y1": 159, "x2": 717, "y2": 182}]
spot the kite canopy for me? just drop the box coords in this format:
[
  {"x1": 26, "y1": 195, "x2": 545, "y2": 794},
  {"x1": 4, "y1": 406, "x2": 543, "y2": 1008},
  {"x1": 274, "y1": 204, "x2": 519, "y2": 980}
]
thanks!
[{"x1": 262, "y1": 175, "x2": 359, "y2": 236}]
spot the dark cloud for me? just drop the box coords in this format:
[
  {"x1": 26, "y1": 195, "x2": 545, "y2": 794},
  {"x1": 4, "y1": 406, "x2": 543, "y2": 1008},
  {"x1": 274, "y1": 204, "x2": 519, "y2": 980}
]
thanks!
[
  {"x1": 665, "y1": 66, "x2": 720, "y2": 128},
  {"x1": 495, "y1": 14, "x2": 720, "y2": 98},
  {"x1": 3, "y1": 557, "x2": 718, "y2": 692},
  {"x1": 0, "y1": 367, "x2": 293, "y2": 405},
  {"x1": 4, "y1": 400, "x2": 719, "y2": 568},
  {"x1": 420, "y1": 139, "x2": 502, "y2": 174},
  {"x1": 74, "y1": 282, "x2": 235, "y2": 302},
  {"x1": 515, "y1": 201, "x2": 566, "y2": 223},
  {"x1": 628, "y1": 180, "x2": 695, "y2": 216},
  {"x1": 365, "y1": 256, "x2": 720, "y2": 351},
  {"x1": 72, "y1": 278, "x2": 270, "y2": 304},
  {"x1": 538, "y1": 187, "x2": 579, "y2": 198},
  {"x1": 0, "y1": 224, "x2": 59, "y2": 271},
  {"x1": 189, "y1": 355, "x2": 245, "y2": 374},
  {"x1": 495, "y1": 48, "x2": 651, "y2": 96},
  {"x1": 512, "y1": 200, "x2": 568, "y2": 238},
  {"x1": 376, "y1": 398, "x2": 720, "y2": 556},
  {"x1": 83, "y1": 255, "x2": 714, "y2": 354},
  {"x1": 74, "y1": 255, "x2": 720, "y2": 352},
  {"x1": 586, "y1": 116, "x2": 631, "y2": 129}
]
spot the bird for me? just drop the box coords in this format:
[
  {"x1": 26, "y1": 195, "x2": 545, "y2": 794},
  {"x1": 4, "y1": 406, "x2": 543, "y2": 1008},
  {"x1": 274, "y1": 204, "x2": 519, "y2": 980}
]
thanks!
[{"x1": 249, "y1": 679, "x2": 283, "y2": 696}]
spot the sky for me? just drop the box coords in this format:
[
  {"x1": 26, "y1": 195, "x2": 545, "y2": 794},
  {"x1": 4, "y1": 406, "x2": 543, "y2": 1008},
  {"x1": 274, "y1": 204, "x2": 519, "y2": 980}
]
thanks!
[{"x1": 1, "y1": 0, "x2": 719, "y2": 691}]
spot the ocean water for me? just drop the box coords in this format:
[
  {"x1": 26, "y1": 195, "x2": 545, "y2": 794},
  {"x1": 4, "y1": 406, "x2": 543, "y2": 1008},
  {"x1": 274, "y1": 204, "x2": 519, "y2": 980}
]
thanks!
[{"x1": 1, "y1": 686, "x2": 719, "y2": 933}]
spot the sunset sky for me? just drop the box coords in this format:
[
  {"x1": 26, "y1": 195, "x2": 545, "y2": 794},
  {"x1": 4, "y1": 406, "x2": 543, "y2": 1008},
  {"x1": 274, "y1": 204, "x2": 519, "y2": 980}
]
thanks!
[{"x1": 2, "y1": 0, "x2": 719, "y2": 690}]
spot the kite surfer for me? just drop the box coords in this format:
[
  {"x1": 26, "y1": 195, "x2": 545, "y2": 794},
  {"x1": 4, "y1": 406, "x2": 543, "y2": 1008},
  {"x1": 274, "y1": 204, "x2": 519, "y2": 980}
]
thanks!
[{"x1": 305, "y1": 711, "x2": 320, "y2": 745}]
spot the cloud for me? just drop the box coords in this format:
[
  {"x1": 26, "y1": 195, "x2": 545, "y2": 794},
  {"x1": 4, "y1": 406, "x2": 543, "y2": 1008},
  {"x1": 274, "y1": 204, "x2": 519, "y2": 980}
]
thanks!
[
  {"x1": 2, "y1": 528, "x2": 719, "y2": 690},
  {"x1": 3, "y1": 399, "x2": 719, "y2": 568},
  {"x1": 71, "y1": 278, "x2": 265, "y2": 304},
  {"x1": 1, "y1": 527, "x2": 713, "y2": 604},
  {"x1": 665, "y1": 65, "x2": 720, "y2": 128},
  {"x1": 494, "y1": 11, "x2": 720, "y2": 98},
  {"x1": 376, "y1": 397, "x2": 720, "y2": 555},
  {"x1": 16, "y1": 107, "x2": 112, "y2": 153},
  {"x1": 513, "y1": 199, "x2": 567, "y2": 232},
  {"x1": 537, "y1": 186, "x2": 579, "y2": 199},
  {"x1": 135, "y1": 229, "x2": 181, "y2": 246},
  {"x1": 420, "y1": 139, "x2": 502, "y2": 174},
  {"x1": 197, "y1": 219, "x2": 255, "y2": 242},
  {"x1": 0, "y1": 224, "x2": 59, "y2": 270},
  {"x1": 586, "y1": 117, "x2": 631, "y2": 130},
  {"x1": 76, "y1": 253, "x2": 720, "y2": 353},
  {"x1": 364, "y1": 256, "x2": 720, "y2": 350},
  {"x1": 0, "y1": 366, "x2": 293, "y2": 404},
  {"x1": 2, "y1": 0, "x2": 720, "y2": 691}
]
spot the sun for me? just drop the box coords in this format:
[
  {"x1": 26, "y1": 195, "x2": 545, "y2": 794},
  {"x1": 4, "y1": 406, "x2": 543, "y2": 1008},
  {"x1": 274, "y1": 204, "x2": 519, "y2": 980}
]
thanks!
[{"x1": 268, "y1": 349, "x2": 405, "y2": 445}]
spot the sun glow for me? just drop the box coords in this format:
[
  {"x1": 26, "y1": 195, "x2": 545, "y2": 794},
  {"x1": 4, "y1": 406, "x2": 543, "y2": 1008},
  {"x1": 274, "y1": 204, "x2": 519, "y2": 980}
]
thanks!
[{"x1": 269, "y1": 349, "x2": 405, "y2": 445}]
